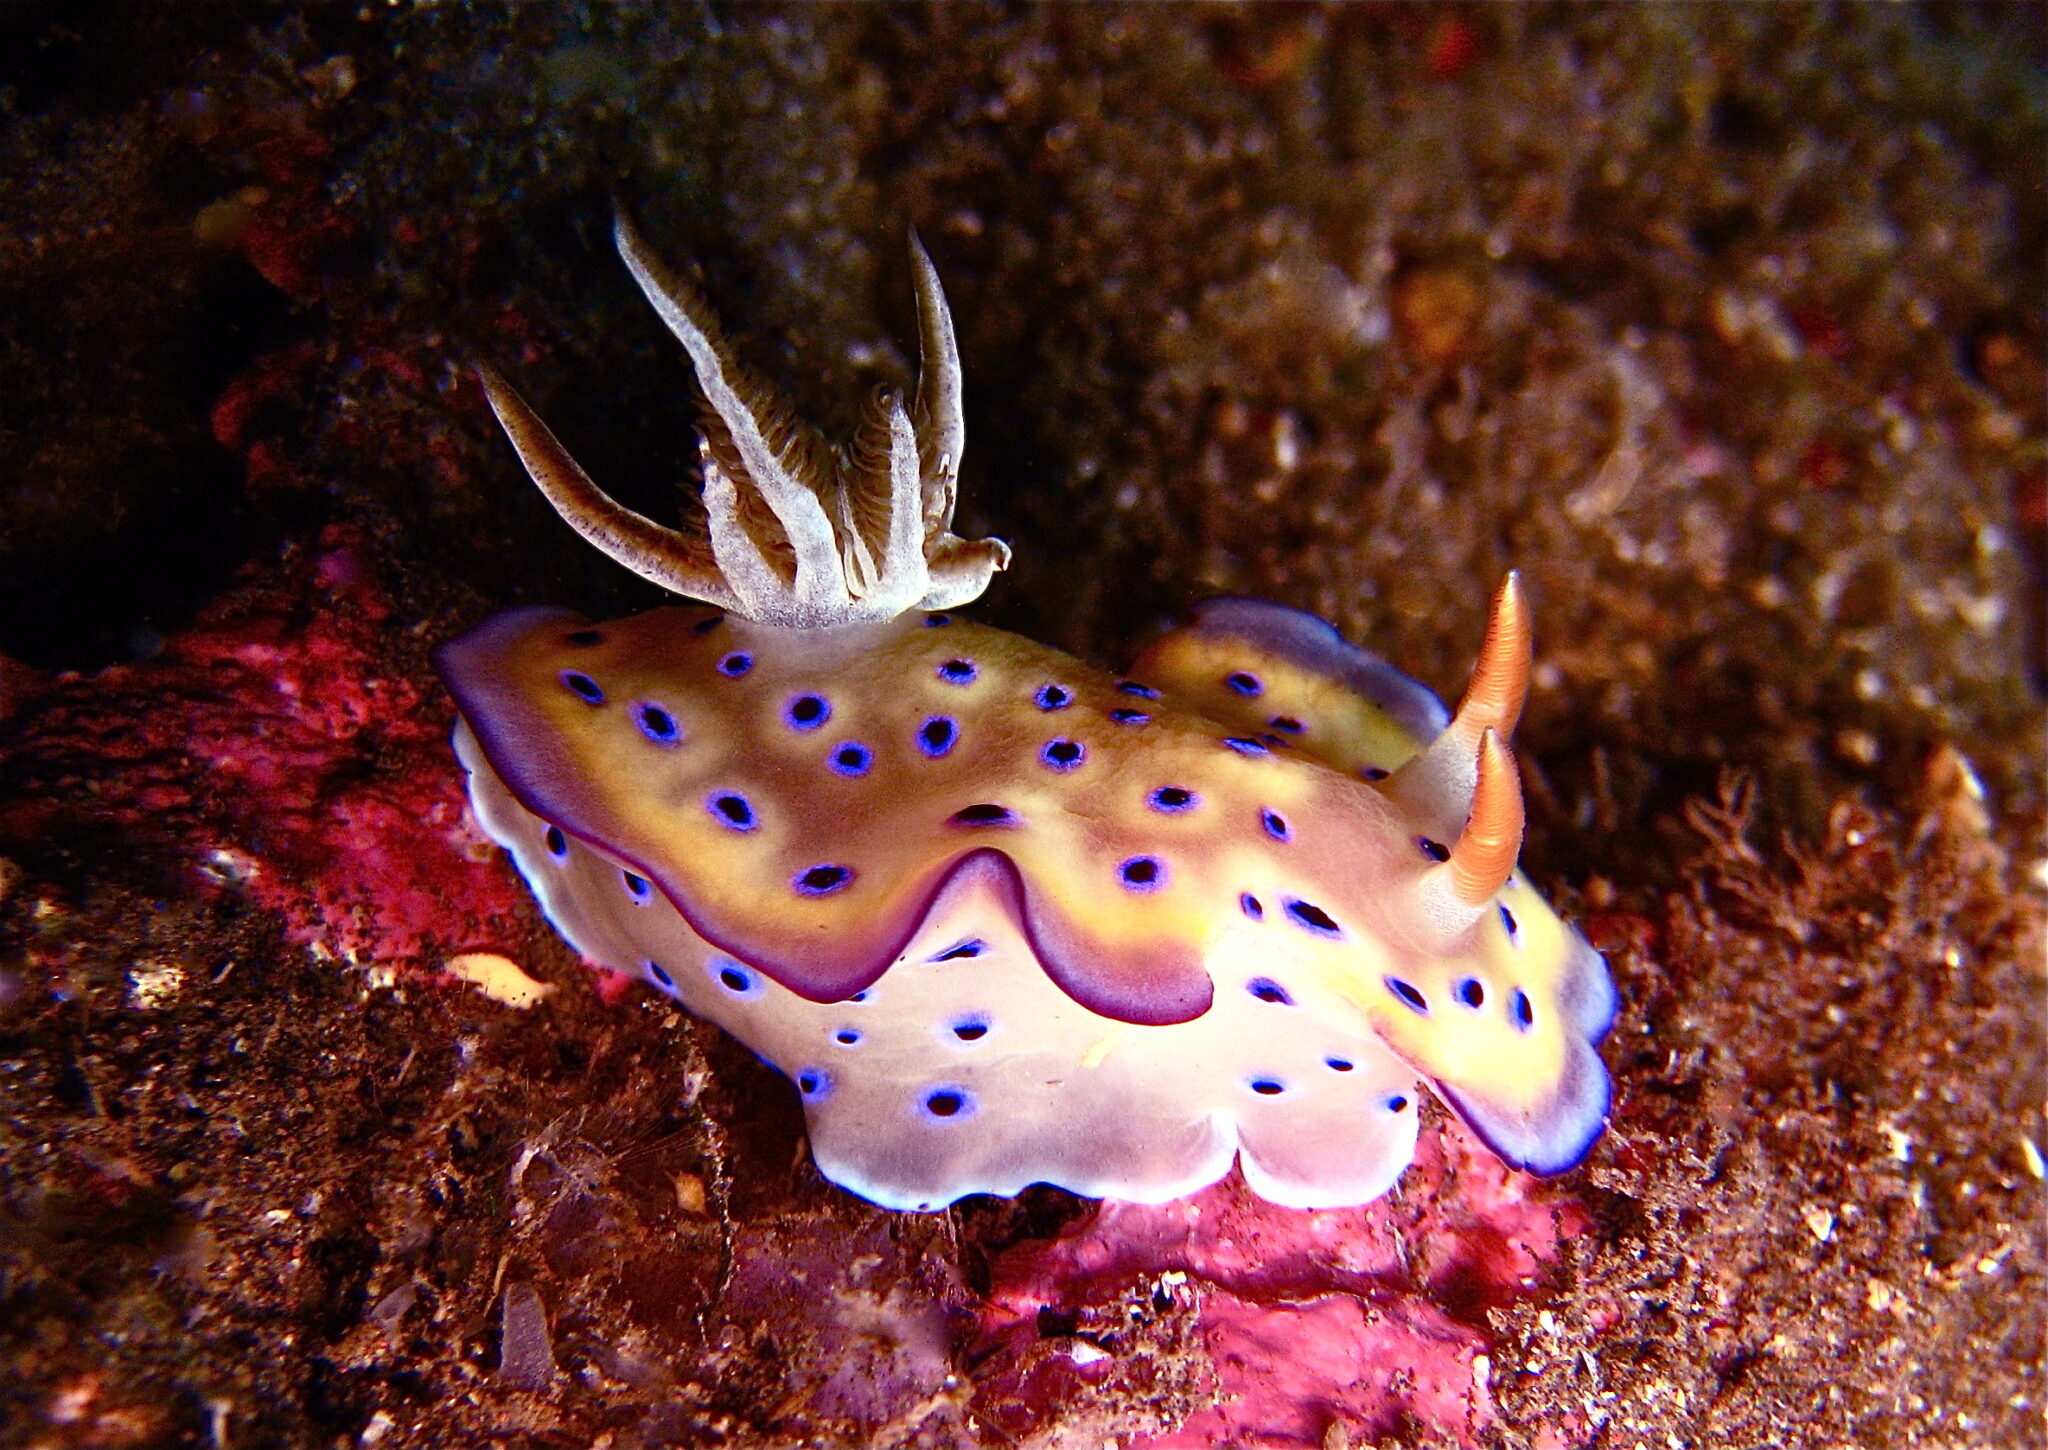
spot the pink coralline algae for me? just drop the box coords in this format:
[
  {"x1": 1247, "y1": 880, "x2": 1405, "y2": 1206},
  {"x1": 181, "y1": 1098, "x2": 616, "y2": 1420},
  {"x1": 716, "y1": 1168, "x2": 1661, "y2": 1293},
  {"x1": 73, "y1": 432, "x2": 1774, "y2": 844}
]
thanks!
[
  {"x1": 974, "y1": 1117, "x2": 1586, "y2": 1448},
  {"x1": 0, "y1": 527, "x2": 524, "y2": 972}
]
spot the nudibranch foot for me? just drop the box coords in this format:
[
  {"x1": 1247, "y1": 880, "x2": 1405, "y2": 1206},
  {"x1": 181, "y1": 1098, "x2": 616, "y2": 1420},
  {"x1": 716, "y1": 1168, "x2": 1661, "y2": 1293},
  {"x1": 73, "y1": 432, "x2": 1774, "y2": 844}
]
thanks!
[
  {"x1": 455, "y1": 717, "x2": 1421, "y2": 1210},
  {"x1": 443, "y1": 210, "x2": 1618, "y2": 1211}
]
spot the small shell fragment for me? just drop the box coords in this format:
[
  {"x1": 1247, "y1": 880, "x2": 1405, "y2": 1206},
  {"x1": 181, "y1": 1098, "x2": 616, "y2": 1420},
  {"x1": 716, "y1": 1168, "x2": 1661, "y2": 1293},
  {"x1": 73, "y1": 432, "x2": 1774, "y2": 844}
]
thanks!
[
  {"x1": 445, "y1": 952, "x2": 554, "y2": 1008},
  {"x1": 498, "y1": 1283, "x2": 558, "y2": 1390}
]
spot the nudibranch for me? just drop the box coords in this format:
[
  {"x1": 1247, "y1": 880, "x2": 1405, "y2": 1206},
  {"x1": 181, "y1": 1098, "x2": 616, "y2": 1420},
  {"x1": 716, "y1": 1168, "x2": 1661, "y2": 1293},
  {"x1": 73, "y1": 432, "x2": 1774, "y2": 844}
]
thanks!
[{"x1": 436, "y1": 213, "x2": 1615, "y2": 1212}]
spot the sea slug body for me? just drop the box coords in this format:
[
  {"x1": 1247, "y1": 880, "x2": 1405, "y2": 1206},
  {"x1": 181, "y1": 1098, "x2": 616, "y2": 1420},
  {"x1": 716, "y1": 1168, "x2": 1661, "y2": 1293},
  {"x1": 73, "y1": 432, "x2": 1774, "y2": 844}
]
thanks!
[{"x1": 436, "y1": 210, "x2": 1616, "y2": 1212}]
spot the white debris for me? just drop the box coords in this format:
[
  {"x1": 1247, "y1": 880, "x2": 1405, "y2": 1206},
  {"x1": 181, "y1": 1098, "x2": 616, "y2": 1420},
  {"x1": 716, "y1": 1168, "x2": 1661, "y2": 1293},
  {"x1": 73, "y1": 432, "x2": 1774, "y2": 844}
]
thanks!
[
  {"x1": 445, "y1": 952, "x2": 554, "y2": 1008},
  {"x1": 127, "y1": 960, "x2": 187, "y2": 1010}
]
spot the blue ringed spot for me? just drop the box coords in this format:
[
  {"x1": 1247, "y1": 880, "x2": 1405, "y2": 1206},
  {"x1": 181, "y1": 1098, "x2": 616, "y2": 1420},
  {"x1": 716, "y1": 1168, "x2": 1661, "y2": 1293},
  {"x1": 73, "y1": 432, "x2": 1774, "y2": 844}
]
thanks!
[
  {"x1": 922, "y1": 1087, "x2": 971, "y2": 1119},
  {"x1": 1040, "y1": 738, "x2": 1084, "y2": 771},
  {"x1": 559, "y1": 670, "x2": 604, "y2": 704},
  {"x1": 1248, "y1": 1078, "x2": 1286, "y2": 1096},
  {"x1": 797, "y1": 1068, "x2": 830, "y2": 1098},
  {"x1": 645, "y1": 959, "x2": 675, "y2": 989},
  {"x1": 829, "y1": 742, "x2": 873, "y2": 777},
  {"x1": 918, "y1": 716, "x2": 959, "y2": 757},
  {"x1": 1117, "y1": 856, "x2": 1167, "y2": 892},
  {"x1": 1386, "y1": 1093, "x2": 1411, "y2": 1113},
  {"x1": 1247, "y1": 977, "x2": 1293, "y2": 1005},
  {"x1": 1418, "y1": 837, "x2": 1450, "y2": 863},
  {"x1": 1116, "y1": 680, "x2": 1161, "y2": 699},
  {"x1": 1499, "y1": 904, "x2": 1518, "y2": 938},
  {"x1": 716, "y1": 651, "x2": 753, "y2": 678},
  {"x1": 785, "y1": 694, "x2": 831, "y2": 730},
  {"x1": 1148, "y1": 786, "x2": 1198, "y2": 813},
  {"x1": 1034, "y1": 683, "x2": 1072, "y2": 711},
  {"x1": 707, "y1": 792, "x2": 757, "y2": 831},
  {"x1": 936, "y1": 658, "x2": 978, "y2": 685},
  {"x1": 1260, "y1": 809, "x2": 1291, "y2": 841},
  {"x1": 1510, "y1": 988, "x2": 1535, "y2": 1032},
  {"x1": 1239, "y1": 892, "x2": 1264, "y2": 921},
  {"x1": 1455, "y1": 977, "x2": 1486, "y2": 1008},
  {"x1": 715, "y1": 960, "x2": 758, "y2": 995},
  {"x1": 1110, "y1": 708, "x2": 1150, "y2": 726},
  {"x1": 566, "y1": 628, "x2": 602, "y2": 646},
  {"x1": 834, "y1": 1028, "x2": 862, "y2": 1046},
  {"x1": 1269, "y1": 715, "x2": 1305, "y2": 735},
  {"x1": 948, "y1": 803, "x2": 1018, "y2": 827},
  {"x1": 1223, "y1": 736, "x2": 1269, "y2": 756},
  {"x1": 1224, "y1": 671, "x2": 1263, "y2": 697},
  {"x1": 950, "y1": 1018, "x2": 989, "y2": 1042},
  {"x1": 1325, "y1": 1056, "x2": 1355, "y2": 1073},
  {"x1": 1284, "y1": 899, "x2": 1342, "y2": 938},
  {"x1": 1362, "y1": 765, "x2": 1391, "y2": 781},
  {"x1": 622, "y1": 870, "x2": 651, "y2": 902},
  {"x1": 923, "y1": 612, "x2": 952, "y2": 627},
  {"x1": 543, "y1": 825, "x2": 568, "y2": 860},
  {"x1": 636, "y1": 703, "x2": 681, "y2": 745},
  {"x1": 932, "y1": 939, "x2": 985, "y2": 962},
  {"x1": 794, "y1": 863, "x2": 854, "y2": 896},
  {"x1": 1384, "y1": 976, "x2": 1430, "y2": 1015}
]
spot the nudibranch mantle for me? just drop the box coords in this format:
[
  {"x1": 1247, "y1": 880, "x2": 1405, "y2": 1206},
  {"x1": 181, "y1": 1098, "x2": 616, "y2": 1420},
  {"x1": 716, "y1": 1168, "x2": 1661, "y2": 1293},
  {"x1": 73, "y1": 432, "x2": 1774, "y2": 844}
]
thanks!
[{"x1": 437, "y1": 212, "x2": 1615, "y2": 1212}]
